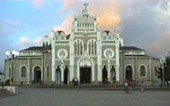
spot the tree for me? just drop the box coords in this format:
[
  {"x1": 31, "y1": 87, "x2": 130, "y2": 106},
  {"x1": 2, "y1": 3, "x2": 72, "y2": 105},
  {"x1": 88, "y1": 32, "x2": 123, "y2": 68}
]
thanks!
[
  {"x1": 156, "y1": 52, "x2": 170, "y2": 85},
  {"x1": 155, "y1": 66, "x2": 163, "y2": 84},
  {"x1": 163, "y1": 53, "x2": 170, "y2": 83}
]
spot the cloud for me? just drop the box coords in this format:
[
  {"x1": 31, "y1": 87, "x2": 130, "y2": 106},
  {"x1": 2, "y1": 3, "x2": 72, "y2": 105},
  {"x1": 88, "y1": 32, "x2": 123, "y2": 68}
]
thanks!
[
  {"x1": 19, "y1": 36, "x2": 31, "y2": 46},
  {"x1": 145, "y1": 32, "x2": 170, "y2": 56},
  {"x1": 53, "y1": 14, "x2": 74, "y2": 35},
  {"x1": 56, "y1": 0, "x2": 170, "y2": 58},
  {"x1": 0, "y1": 20, "x2": 20, "y2": 72},
  {"x1": 19, "y1": 36, "x2": 42, "y2": 48},
  {"x1": 31, "y1": 0, "x2": 62, "y2": 9},
  {"x1": 59, "y1": 0, "x2": 124, "y2": 30},
  {"x1": 32, "y1": 0, "x2": 45, "y2": 9}
]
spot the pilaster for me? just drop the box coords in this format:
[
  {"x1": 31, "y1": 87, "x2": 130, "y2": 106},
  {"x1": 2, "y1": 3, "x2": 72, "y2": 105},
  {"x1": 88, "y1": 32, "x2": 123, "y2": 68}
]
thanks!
[
  {"x1": 97, "y1": 31, "x2": 102, "y2": 82},
  {"x1": 61, "y1": 64, "x2": 64, "y2": 84},
  {"x1": 52, "y1": 38, "x2": 56, "y2": 82},
  {"x1": 115, "y1": 38, "x2": 120, "y2": 81},
  {"x1": 27, "y1": 58, "x2": 30, "y2": 84},
  {"x1": 69, "y1": 33, "x2": 74, "y2": 82},
  {"x1": 107, "y1": 63, "x2": 111, "y2": 81}
]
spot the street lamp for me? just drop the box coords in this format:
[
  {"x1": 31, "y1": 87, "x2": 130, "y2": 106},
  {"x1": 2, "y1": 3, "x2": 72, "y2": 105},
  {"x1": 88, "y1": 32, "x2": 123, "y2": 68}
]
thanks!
[{"x1": 5, "y1": 50, "x2": 19, "y2": 84}]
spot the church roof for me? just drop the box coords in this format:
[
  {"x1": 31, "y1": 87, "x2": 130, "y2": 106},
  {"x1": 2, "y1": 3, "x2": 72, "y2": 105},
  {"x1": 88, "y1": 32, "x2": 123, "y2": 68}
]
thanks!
[
  {"x1": 120, "y1": 46, "x2": 143, "y2": 51},
  {"x1": 21, "y1": 46, "x2": 51, "y2": 51}
]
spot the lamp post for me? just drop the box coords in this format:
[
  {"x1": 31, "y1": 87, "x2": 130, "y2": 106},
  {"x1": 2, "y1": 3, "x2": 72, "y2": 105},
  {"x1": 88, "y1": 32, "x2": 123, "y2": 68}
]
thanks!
[{"x1": 5, "y1": 50, "x2": 19, "y2": 84}]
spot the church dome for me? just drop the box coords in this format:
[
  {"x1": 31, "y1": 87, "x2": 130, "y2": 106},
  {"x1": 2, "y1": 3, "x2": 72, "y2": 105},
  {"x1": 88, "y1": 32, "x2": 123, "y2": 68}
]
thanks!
[
  {"x1": 54, "y1": 30, "x2": 66, "y2": 40},
  {"x1": 102, "y1": 30, "x2": 113, "y2": 36},
  {"x1": 55, "y1": 30, "x2": 66, "y2": 36}
]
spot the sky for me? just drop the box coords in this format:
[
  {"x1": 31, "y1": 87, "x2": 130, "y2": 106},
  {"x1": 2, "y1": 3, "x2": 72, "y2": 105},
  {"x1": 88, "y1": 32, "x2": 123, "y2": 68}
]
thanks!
[{"x1": 0, "y1": 0, "x2": 170, "y2": 72}]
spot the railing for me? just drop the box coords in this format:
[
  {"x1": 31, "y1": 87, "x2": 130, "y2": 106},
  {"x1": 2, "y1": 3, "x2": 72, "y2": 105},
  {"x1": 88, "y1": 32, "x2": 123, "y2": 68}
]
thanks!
[{"x1": 19, "y1": 52, "x2": 42, "y2": 56}]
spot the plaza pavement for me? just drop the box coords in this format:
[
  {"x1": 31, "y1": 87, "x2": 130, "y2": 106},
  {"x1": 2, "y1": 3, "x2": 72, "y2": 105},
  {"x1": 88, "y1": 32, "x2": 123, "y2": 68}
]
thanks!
[{"x1": 0, "y1": 87, "x2": 170, "y2": 106}]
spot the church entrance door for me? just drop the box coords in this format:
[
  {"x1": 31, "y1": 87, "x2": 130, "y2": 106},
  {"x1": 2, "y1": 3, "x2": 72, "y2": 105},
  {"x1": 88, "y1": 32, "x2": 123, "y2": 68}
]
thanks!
[
  {"x1": 126, "y1": 66, "x2": 133, "y2": 81},
  {"x1": 34, "y1": 66, "x2": 41, "y2": 83},
  {"x1": 64, "y1": 68, "x2": 69, "y2": 84},
  {"x1": 80, "y1": 67, "x2": 91, "y2": 84}
]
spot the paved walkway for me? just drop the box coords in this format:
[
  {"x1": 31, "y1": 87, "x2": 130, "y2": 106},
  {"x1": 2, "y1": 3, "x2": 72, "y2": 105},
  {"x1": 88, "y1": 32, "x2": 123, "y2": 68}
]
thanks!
[{"x1": 0, "y1": 87, "x2": 170, "y2": 106}]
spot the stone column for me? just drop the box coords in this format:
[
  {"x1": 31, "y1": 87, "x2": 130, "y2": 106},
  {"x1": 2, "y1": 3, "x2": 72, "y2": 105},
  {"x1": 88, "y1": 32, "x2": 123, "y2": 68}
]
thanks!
[
  {"x1": 149, "y1": 58, "x2": 152, "y2": 85},
  {"x1": 107, "y1": 61, "x2": 111, "y2": 82},
  {"x1": 115, "y1": 65, "x2": 120, "y2": 81},
  {"x1": 92, "y1": 65, "x2": 95, "y2": 82},
  {"x1": 97, "y1": 33, "x2": 102, "y2": 83},
  {"x1": 51, "y1": 38, "x2": 56, "y2": 82},
  {"x1": 69, "y1": 33, "x2": 74, "y2": 82},
  {"x1": 115, "y1": 37, "x2": 120, "y2": 82},
  {"x1": 60, "y1": 62, "x2": 64, "y2": 84},
  {"x1": 27, "y1": 58, "x2": 30, "y2": 84}
]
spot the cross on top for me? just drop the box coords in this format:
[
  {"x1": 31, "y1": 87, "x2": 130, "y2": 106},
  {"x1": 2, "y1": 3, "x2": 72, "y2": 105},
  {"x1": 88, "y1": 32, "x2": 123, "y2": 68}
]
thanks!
[{"x1": 84, "y1": 2, "x2": 89, "y2": 11}]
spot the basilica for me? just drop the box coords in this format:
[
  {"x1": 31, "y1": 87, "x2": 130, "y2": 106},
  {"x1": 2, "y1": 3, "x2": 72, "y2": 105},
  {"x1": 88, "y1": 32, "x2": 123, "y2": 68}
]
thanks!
[{"x1": 4, "y1": 4, "x2": 160, "y2": 85}]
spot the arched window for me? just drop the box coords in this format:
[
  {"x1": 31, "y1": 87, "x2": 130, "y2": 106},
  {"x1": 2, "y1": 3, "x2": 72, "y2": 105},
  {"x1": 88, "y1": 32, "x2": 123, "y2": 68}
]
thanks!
[
  {"x1": 47, "y1": 66, "x2": 50, "y2": 78},
  {"x1": 74, "y1": 39, "x2": 84, "y2": 55},
  {"x1": 21, "y1": 66, "x2": 27, "y2": 78},
  {"x1": 87, "y1": 39, "x2": 97, "y2": 55},
  {"x1": 140, "y1": 66, "x2": 146, "y2": 77}
]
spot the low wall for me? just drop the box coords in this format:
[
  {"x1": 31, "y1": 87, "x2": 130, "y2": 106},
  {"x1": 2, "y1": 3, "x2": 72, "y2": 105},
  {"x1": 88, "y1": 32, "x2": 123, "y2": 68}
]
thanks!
[{"x1": 2, "y1": 86, "x2": 18, "y2": 94}]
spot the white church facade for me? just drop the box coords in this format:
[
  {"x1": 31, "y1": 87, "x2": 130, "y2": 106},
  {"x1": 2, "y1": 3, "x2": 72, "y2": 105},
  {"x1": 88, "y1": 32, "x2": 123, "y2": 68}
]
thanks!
[{"x1": 4, "y1": 4, "x2": 160, "y2": 85}]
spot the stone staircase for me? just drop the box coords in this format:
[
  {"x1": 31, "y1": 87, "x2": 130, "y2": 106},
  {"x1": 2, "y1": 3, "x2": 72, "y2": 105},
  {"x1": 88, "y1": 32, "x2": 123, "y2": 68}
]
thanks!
[{"x1": 0, "y1": 89, "x2": 14, "y2": 98}]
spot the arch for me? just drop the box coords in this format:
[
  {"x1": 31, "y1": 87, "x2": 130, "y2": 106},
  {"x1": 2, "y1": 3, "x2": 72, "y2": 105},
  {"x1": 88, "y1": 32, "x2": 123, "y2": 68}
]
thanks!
[
  {"x1": 77, "y1": 57, "x2": 95, "y2": 83},
  {"x1": 87, "y1": 39, "x2": 97, "y2": 55},
  {"x1": 74, "y1": 39, "x2": 84, "y2": 55},
  {"x1": 56, "y1": 65, "x2": 61, "y2": 84},
  {"x1": 79, "y1": 59, "x2": 92, "y2": 67},
  {"x1": 139, "y1": 64, "x2": 147, "y2": 78},
  {"x1": 54, "y1": 30, "x2": 66, "y2": 40},
  {"x1": 64, "y1": 66, "x2": 70, "y2": 84},
  {"x1": 19, "y1": 65, "x2": 28, "y2": 79},
  {"x1": 125, "y1": 64, "x2": 134, "y2": 81},
  {"x1": 32, "y1": 65, "x2": 42, "y2": 83},
  {"x1": 102, "y1": 65, "x2": 107, "y2": 83},
  {"x1": 101, "y1": 30, "x2": 114, "y2": 40},
  {"x1": 102, "y1": 30, "x2": 113, "y2": 35}
]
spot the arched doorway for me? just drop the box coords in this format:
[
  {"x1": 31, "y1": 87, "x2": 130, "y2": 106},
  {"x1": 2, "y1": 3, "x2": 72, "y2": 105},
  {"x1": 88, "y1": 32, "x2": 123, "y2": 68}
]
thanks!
[
  {"x1": 34, "y1": 66, "x2": 41, "y2": 83},
  {"x1": 64, "y1": 66, "x2": 69, "y2": 84},
  {"x1": 56, "y1": 66, "x2": 61, "y2": 84},
  {"x1": 126, "y1": 66, "x2": 133, "y2": 81},
  {"x1": 102, "y1": 65, "x2": 107, "y2": 83},
  {"x1": 79, "y1": 58, "x2": 93, "y2": 84},
  {"x1": 80, "y1": 67, "x2": 91, "y2": 84}
]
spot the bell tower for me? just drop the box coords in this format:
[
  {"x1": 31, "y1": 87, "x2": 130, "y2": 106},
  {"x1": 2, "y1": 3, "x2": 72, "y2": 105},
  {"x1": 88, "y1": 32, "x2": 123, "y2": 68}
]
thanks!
[{"x1": 72, "y1": 3, "x2": 99, "y2": 34}]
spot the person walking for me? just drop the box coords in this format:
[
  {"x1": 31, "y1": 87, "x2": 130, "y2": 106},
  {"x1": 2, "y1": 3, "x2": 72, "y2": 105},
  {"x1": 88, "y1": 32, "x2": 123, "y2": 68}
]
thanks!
[
  {"x1": 128, "y1": 81, "x2": 133, "y2": 94},
  {"x1": 124, "y1": 80, "x2": 128, "y2": 94},
  {"x1": 139, "y1": 81, "x2": 145, "y2": 94}
]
